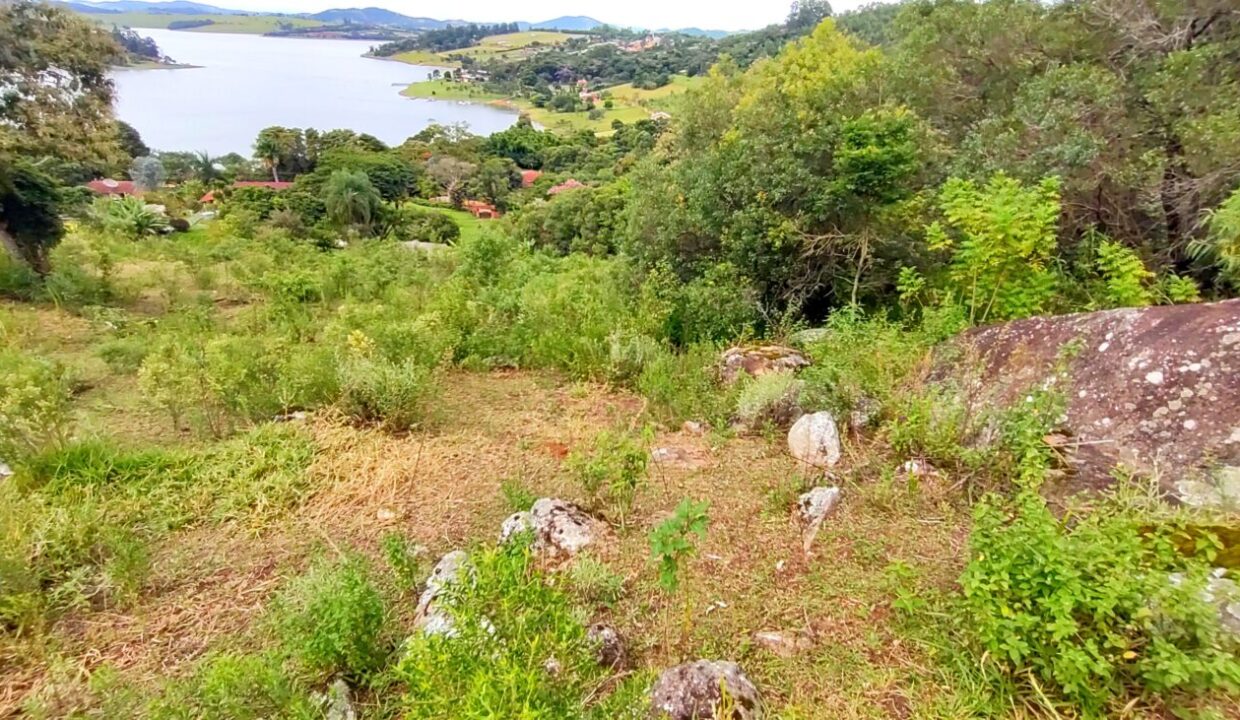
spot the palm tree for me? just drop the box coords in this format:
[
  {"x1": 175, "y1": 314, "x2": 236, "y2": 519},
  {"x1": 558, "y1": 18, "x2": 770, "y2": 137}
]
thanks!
[
  {"x1": 254, "y1": 134, "x2": 282, "y2": 182},
  {"x1": 191, "y1": 150, "x2": 224, "y2": 184},
  {"x1": 323, "y1": 170, "x2": 382, "y2": 233}
]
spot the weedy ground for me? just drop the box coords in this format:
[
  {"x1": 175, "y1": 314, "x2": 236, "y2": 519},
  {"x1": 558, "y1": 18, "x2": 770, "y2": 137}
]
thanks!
[{"x1": 1, "y1": 228, "x2": 1236, "y2": 719}]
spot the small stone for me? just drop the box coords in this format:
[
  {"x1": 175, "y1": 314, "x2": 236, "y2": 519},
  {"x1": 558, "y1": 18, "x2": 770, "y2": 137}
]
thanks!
[
  {"x1": 650, "y1": 660, "x2": 762, "y2": 720},
  {"x1": 1145, "y1": 370, "x2": 1165, "y2": 385},
  {"x1": 321, "y1": 679, "x2": 356, "y2": 720},
  {"x1": 544, "y1": 656, "x2": 563, "y2": 676},
  {"x1": 0, "y1": 461, "x2": 11, "y2": 480},
  {"x1": 415, "y1": 550, "x2": 469, "y2": 635},
  {"x1": 788, "y1": 412, "x2": 842, "y2": 468},
  {"x1": 753, "y1": 631, "x2": 811, "y2": 658},
  {"x1": 720, "y1": 345, "x2": 810, "y2": 384},
  {"x1": 376, "y1": 508, "x2": 397, "y2": 522},
  {"x1": 797, "y1": 487, "x2": 842, "y2": 525},
  {"x1": 682, "y1": 421, "x2": 706, "y2": 436},
  {"x1": 587, "y1": 623, "x2": 625, "y2": 668}
]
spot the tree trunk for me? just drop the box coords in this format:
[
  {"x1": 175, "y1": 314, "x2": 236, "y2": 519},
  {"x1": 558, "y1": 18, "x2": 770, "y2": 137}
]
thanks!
[{"x1": 271, "y1": 162, "x2": 281, "y2": 183}]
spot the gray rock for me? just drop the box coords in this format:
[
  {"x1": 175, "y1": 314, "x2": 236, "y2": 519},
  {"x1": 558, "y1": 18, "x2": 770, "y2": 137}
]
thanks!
[
  {"x1": 415, "y1": 550, "x2": 469, "y2": 635},
  {"x1": 499, "y1": 511, "x2": 535, "y2": 543},
  {"x1": 587, "y1": 622, "x2": 625, "y2": 668},
  {"x1": 752, "y1": 630, "x2": 812, "y2": 658},
  {"x1": 649, "y1": 660, "x2": 762, "y2": 720},
  {"x1": 1176, "y1": 466, "x2": 1240, "y2": 511},
  {"x1": 797, "y1": 486, "x2": 842, "y2": 525},
  {"x1": 0, "y1": 461, "x2": 11, "y2": 480},
  {"x1": 787, "y1": 412, "x2": 842, "y2": 468},
  {"x1": 529, "y1": 498, "x2": 599, "y2": 559},
  {"x1": 322, "y1": 679, "x2": 356, "y2": 720}
]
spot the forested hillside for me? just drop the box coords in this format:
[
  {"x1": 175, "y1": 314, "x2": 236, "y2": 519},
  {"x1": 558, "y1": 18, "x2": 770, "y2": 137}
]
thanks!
[{"x1": 2, "y1": 1, "x2": 1240, "y2": 718}]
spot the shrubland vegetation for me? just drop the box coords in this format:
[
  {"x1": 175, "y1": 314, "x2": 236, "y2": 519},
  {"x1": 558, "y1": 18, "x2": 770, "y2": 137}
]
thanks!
[{"x1": 3, "y1": 0, "x2": 1240, "y2": 718}]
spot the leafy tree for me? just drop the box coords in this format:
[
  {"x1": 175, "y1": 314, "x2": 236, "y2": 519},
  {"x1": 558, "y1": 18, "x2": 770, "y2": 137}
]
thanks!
[
  {"x1": 427, "y1": 156, "x2": 477, "y2": 207},
  {"x1": 470, "y1": 157, "x2": 521, "y2": 208},
  {"x1": 0, "y1": 1, "x2": 121, "y2": 271},
  {"x1": 322, "y1": 170, "x2": 382, "y2": 233},
  {"x1": 253, "y1": 127, "x2": 308, "y2": 182},
  {"x1": 313, "y1": 149, "x2": 418, "y2": 203},
  {"x1": 116, "y1": 121, "x2": 150, "y2": 160},
  {"x1": 927, "y1": 174, "x2": 1062, "y2": 323}
]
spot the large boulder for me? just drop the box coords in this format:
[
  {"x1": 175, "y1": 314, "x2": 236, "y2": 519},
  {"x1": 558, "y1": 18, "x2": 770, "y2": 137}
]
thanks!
[
  {"x1": 500, "y1": 498, "x2": 600, "y2": 560},
  {"x1": 947, "y1": 300, "x2": 1240, "y2": 498},
  {"x1": 650, "y1": 660, "x2": 762, "y2": 720},
  {"x1": 720, "y1": 345, "x2": 810, "y2": 384},
  {"x1": 787, "y1": 412, "x2": 842, "y2": 469}
]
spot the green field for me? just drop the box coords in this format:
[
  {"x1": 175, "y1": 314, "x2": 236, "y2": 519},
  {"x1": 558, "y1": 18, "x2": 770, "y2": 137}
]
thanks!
[
  {"x1": 86, "y1": 12, "x2": 323, "y2": 34},
  {"x1": 402, "y1": 74, "x2": 704, "y2": 134},
  {"x1": 391, "y1": 31, "x2": 580, "y2": 68},
  {"x1": 411, "y1": 202, "x2": 490, "y2": 244}
]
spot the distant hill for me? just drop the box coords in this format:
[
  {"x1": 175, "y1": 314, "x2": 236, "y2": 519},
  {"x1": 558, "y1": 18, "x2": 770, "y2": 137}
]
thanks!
[
  {"x1": 308, "y1": 7, "x2": 450, "y2": 30},
  {"x1": 66, "y1": 0, "x2": 246, "y2": 14},
  {"x1": 530, "y1": 16, "x2": 603, "y2": 32},
  {"x1": 663, "y1": 27, "x2": 732, "y2": 39},
  {"x1": 53, "y1": 1, "x2": 120, "y2": 13}
]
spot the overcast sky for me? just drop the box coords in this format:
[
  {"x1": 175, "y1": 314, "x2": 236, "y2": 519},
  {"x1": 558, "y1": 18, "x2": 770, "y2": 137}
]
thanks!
[{"x1": 176, "y1": 0, "x2": 890, "y2": 32}]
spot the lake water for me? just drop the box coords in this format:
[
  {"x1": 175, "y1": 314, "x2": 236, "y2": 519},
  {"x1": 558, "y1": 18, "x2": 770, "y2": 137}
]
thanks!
[{"x1": 111, "y1": 29, "x2": 518, "y2": 156}]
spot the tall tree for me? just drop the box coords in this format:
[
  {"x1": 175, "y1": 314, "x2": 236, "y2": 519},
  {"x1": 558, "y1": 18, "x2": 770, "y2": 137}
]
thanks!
[{"x1": 0, "y1": 1, "x2": 122, "y2": 271}]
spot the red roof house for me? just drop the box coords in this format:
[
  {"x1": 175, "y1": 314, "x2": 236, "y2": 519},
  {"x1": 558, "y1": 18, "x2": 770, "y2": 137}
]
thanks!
[
  {"x1": 462, "y1": 200, "x2": 501, "y2": 219},
  {"x1": 86, "y1": 179, "x2": 138, "y2": 196},
  {"x1": 548, "y1": 179, "x2": 585, "y2": 196},
  {"x1": 201, "y1": 181, "x2": 294, "y2": 204},
  {"x1": 520, "y1": 169, "x2": 543, "y2": 188}
]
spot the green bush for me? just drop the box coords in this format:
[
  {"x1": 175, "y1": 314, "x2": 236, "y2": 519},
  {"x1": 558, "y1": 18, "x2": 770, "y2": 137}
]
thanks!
[
  {"x1": 146, "y1": 652, "x2": 315, "y2": 720},
  {"x1": 962, "y1": 490, "x2": 1240, "y2": 715},
  {"x1": 273, "y1": 556, "x2": 390, "y2": 679},
  {"x1": 391, "y1": 207, "x2": 461, "y2": 245},
  {"x1": 565, "y1": 430, "x2": 648, "y2": 519},
  {"x1": 0, "y1": 350, "x2": 73, "y2": 463},
  {"x1": 397, "y1": 542, "x2": 639, "y2": 719},
  {"x1": 735, "y1": 371, "x2": 803, "y2": 429},
  {"x1": 337, "y1": 334, "x2": 438, "y2": 431},
  {"x1": 636, "y1": 343, "x2": 733, "y2": 427}
]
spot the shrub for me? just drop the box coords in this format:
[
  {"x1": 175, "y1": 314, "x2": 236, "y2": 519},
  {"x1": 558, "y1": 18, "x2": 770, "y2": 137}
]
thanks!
[
  {"x1": 568, "y1": 555, "x2": 625, "y2": 606},
  {"x1": 397, "y1": 542, "x2": 636, "y2": 719},
  {"x1": 391, "y1": 207, "x2": 461, "y2": 244},
  {"x1": 735, "y1": 371, "x2": 803, "y2": 429},
  {"x1": 649, "y1": 498, "x2": 710, "y2": 593},
  {"x1": 0, "y1": 350, "x2": 73, "y2": 463},
  {"x1": 337, "y1": 333, "x2": 438, "y2": 431},
  {"x1": 273, "y1": 557, "x2": 390, "y2": 679},
  {"x1": 146, "y1": 652, "x2": 314, "y2": 720},
  {"x1": 565, "y1": 430, "x2": 648, "y2": 519},
  {"x1": 96, "y1": 196, "x2": 170, "y2": 239},
  {"x1": 636, "y1": 343, "x2": 733, "y2": 427},
  {"x1": 962, "y1": 490, "x2": 1240, "y2": 715}
]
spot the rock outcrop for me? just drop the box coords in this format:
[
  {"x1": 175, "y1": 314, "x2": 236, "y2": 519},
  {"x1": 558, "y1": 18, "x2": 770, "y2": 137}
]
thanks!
[
  {"x1": 720, "y1": 345, "x2": 810, "y2": 384},
  {"x1": 787, "y1": 412, "x2": 842, "y2": 469},
  {"x1": 649, "y1": 660, "x2": 762, "y2": 720},
  {"x1": 950, "y1": 300, "x2": 1240, "y2": 498}
]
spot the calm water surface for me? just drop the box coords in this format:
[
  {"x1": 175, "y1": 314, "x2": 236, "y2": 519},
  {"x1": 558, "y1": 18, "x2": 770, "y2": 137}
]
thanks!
[{"x1": 112, "y1": 29, "x2": 518, "y2": 155}]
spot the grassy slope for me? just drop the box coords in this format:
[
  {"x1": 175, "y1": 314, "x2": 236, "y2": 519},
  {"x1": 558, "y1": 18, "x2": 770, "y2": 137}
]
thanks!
[
  {"x1": 402, "y1": 74, "x2": 705, "y2": 135},
  {"x1": 411, "y1": 202, "x2": 490, "y2": 244},
  {"x1": 389, "y1": 31, "x2": 579, "y2": 69},
  {"x1": 86, "y1": 12, "x2": 323, "y2": 34}
]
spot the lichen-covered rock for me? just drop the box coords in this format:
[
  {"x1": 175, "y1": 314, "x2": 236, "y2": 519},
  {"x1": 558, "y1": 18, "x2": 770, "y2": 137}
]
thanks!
[
  {"x1": 946, "y1": 300, "x2": 1240, "y2": 496},
  {"x1": 1169, "y1": 568, "x2": 1240, "y2": 636},
  {"x1": 587, "y1": 622, "x2": 626, "y2": 668},
  {"x1": 720, "y1": 345, "x2": 810, "y2": 384},
  {"x1": 787, "y1": 412, "x2": 841, "y2": 468},
  {"x1": 505, "y1": 498, "x2": 601, "y2": 560},
  {"x1": 649, "y1": 660, "x2": 762, "y2": 720},
  {"x1": 1176, "y1": 466, "x2": 1240, "y2": 512},
  {"x1": 414, "y1": 550, "x2": 468, "y2": 635},
  {"x1": 797, "y1": 486, "x2": 841, "y2": 525},
  {"x1": 319, "y1": 679, "x2": 356, "y2": 720},
  {"x1": 847, "y1": 396, "x2": 881, "y2": 431},
  {"x1": 499, "y1": 511, "x2": 535, "y2": 543}
]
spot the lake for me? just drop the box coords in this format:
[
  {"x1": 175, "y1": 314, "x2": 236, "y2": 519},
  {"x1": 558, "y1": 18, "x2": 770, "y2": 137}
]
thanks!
[{"x1": 111, "y1": 29, "x2": 519, "y2": 156}]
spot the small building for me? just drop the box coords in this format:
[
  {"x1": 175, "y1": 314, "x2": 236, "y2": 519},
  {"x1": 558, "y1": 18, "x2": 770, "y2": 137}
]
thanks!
[
  {"x1": 520, "y1": 169, "x2": 543, "y2": 188},
  {"x1": 200, "y1": 180, "x2": 294, "y2": 204},
  {"x1": 548, "y1": 179, "x2": 585, "y2": 196},
  {"x1": 462, "y1": 200, "x2": 500, "y2": 219},
  {"x1": 85, "y1": 179, "x2": 139, "y2": 197}
]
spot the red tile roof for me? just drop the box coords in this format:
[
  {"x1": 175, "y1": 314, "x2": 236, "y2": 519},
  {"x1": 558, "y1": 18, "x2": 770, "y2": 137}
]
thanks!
[
  {"x1": 548, "y1": 179, "x2": 585, "y2": 196},
  {"x1": 86, "y1": 179, "x2": 138, "y2": 196},
  {"x1": 520, "y1": 169, "x2": 543, "y2": 188},
  {"x1": 462, "y1": 200, "x2": 501, "y2": 219}
]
